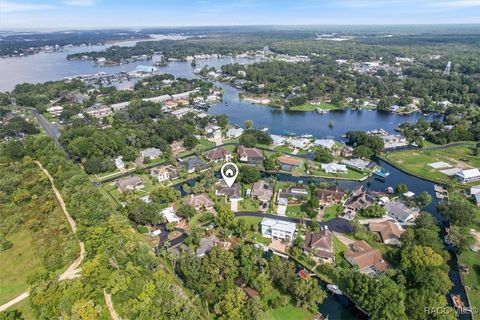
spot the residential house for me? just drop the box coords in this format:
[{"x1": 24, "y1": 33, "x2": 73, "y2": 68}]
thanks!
[
  {"x1": 205, "y1": 125, "x2": 222, "y2": 139},
  {"x1": 170, "y1": 140, "x2": 185, "y2": 155},
  {"x1": 171, "y1": 90, "x2": 197, "y2": 101},
  {"x1": 288, "y1": 137, "x2": 310, "y2": 150},
  {"x1": 237, "y1": 146, "x2": 264, "y2": 164},
  {"x1": 321, "y1": 162, "x2": 348, "y2": 174},
  {"x1": 226, "y1": 127, "x2": 244, "y2": 138},
  {"x1": 110, "y1": 101, "x2": 130, "y2": 112},
  {"x1": 368, "y1": 221, "x2": 405, "y2": 245},
  {"x1": 183, "y1": 194, "x2": 214, "y2": 211},
  {"x1": 216, "y1": 183, "x2": 242, "y2": 201},
  {"x1": 180, "y1": 157, "x2": 209, "y2": 174},
  {"x1": 141, "y1": 147, "x2": 162, "y2": 160},
  {"x1": 252, "y1": 180, "x2": 273, "y2": 202},
  {"x1": 261, "y1": 218, "x2": 296, "y2": 242},
  {"x1": 337, "y1": 146, "x2": 354, "y2": 158},
  {"x1": 46, "y1": 106, "x2": 63, "y2": 116},
  {"x1": 278, "y1": 187, "x2": 309, "y2": 203},
  {"x1": 313, "y1": 139, "x2": 336, "y2": 150},
  {"x1": 84, "y1": 103, "x2": 112, "y2": 118},
  {"x1": 344, "y1": 240, "x2": 389, "y2": 275},
  {"x1": 205, "y1": 148, "x2": 231, "y2": 162},
  {"x1": 382, "y1": 134, "x2": 409, "y2": 151},
  {"x1": 150, "y1": 165, "x2": 179, "y2": 182},
  {"x1": 160, "y1": 206, "x2": 181, "y2": 224},
  {"x1": 114, "y1": 156, "x2": 125, "y2": 170},
  {"x1": 242, "y1": 288, "x2": 259, "y2": 299},
  {"x1": 455, "y1": 168, "x2": 480, "y2": 184},
  {"x1": 470, "y1": 185, "x2": 480, "y2": 206},
  {"x1": 196, "y1": 235, "x2": 219, "y2": 257},
  {"x1": 317, "y1": 187, "x2": 346, "y2": 205},
  {"x1": 142, "y1": 94, "x2": 171, "y2": 104},
  {"x1": 115, "y1": 176, "x2": 144, "y2": 193},
  {"x1": 344, "y1": 186, "x2": 375, "y2": 216},
  {"x1": 304, "y1": 227, "x2": 335, "y2": 263},
  {"x1": 277, "y1": 155, "x2": 303, "y2": 171},
  {"x1": 384, "y1": 200, "x2": 419, "y2": 223},
  {"x1": 270, "y1": 134, "x2": 287, "y2": 146},
  {"x1": 171, "y1": 107, "x2": 193, "y2": 119},
  {"x1": 341, "y1": 158, "x2": 371, "y2": 171}
]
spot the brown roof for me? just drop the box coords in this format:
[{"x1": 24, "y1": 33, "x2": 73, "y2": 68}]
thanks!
[
  {"x1": 369, "y1": 221, "x2": 405, "y2": 243},
  {"x1": 237, "y1": 145, "x2": 264, "y2": 159},
  {"x1": 344, "y1": 240, "x2": 389, "y2": 273},
  {"x1": 183, "y1": 194, "x2": 214, "y2": 209},
  {"x1": 317, "y1": 187, "x2": 346, "y2": 203},
  {"x1": 277, "y1": 155, "x2": 303, "y2": 166},
  {"x1": 242, "y1": 287, "x2": 259, "y2": 299},
  {"x1": 304, "y1": 229, "x2": 334, "y2": 259},
  {"x1": 251, "y1": 180, "x2": 273, "y2": 201},
  {"x1": 115, "y1": 176, "x2": 143, "y2": 193},
  {"x1": 216, "y1": 183, "x2": 241, "y2": 199},
  {"x1": 205, "y1": 148, "x2": 231, "y2": 161}
]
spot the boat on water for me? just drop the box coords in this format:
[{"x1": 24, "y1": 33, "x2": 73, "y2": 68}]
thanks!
[
  {"x1": 316, "y1": 108, "x2": 329, "y2": 114},
  {"x1": 373, "y1": 169, "x2": 390, "y2": 179},
  {"x1": 451, "y1": 294, "x2": 466, "y2": 313},
  {"x1": 327, "y1": 284, "x2": 343, "y2": 295}
]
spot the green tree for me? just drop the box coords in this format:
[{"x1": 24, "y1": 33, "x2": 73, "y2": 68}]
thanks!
[
  {"x1": 293, "y1": 278, "x2": 326, "y2": 312},
  {"x1": 177, "y1": 204, "x2": 196, "y2": 220},
  {"x1": 184, "y1": 135, "x2": 199, "y2": 149},
  {"x1": 415, "y1": 191, "x2": 432, "y2": 208},
  {"x1": 353, "y1": 145, "x2": 373, "y2": 159},
  {"x1": 238, "y1": 166, "x2": 261, "y2": 184},
  {"x1": 245, "y1": 120, "x2": 254, "y2": 129},
  {"x1": 239, "y1": 133, "x2": 257, "y2": 147},
  {"x1": 314, "y1": 147, "x2": 333, "y2": 163},
  {"x1": 359, "y1": 203, "x2": 386, "y2": 218},
  {"x1": 438, "y1": 199, "x2": 475, "y2": 226},
  {"x1": 213, "y1": 287, "x2": 247, "y2": 320},
  {"x1": 396, "y1": 183, "x2": 408, "y2": 194}
]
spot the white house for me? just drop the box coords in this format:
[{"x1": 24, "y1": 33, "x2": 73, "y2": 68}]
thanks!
[
  {"x1": 160, "y1": 206, "x2": 181, "y2": 224},
  {"x1": 110, "y1": 101, "x2": 130, "y2": 112},
  {"x1": 321, "y1": 163, "x2": 348, "y2": 174},
  {"x1": 171, "y1": 107, "x2": 193, "y2": 119},
  {"x1": 455, "y1": 168, "x2": 480, "y2": 183},
  {"x1": 226, "y1": 127, "x2": 244, "y2": 138},
  {"x1": 141, "y1": 147, "x2": 162, "y2": 160},
  {"x1": 470, "y1": 185, "x2": 480, "y2": 206},
  {"x1": 114, "y1": 156, "x2": 124, "y2": 170},
  {"x1": 46, "y1": 105, "x2": 64, "y2": 116},
  {"x1": 271, "y1": 134, "x2": 287, "y2": 146},
  {"x1": 205, "y1": 125, "x2": 222, "y2": 139},
  {"x1": 261, "y1": 218, "x2": 296, "y2": 242},
  {"x1": 313, "y1": 139, "x2": 336, "y2": 150}
]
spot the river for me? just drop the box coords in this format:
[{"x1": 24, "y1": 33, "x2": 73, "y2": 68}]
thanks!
[{"x1": 0, "y1": 40, "x2": 469, "y2": 320}]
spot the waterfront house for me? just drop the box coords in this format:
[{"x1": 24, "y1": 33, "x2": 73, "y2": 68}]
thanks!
[
  {"x1": 141, "y1": 147, "x2": 162, "y2": 160},
  {"x1": 321, "y1": 163, "x2": 348, "y2": 174},
  {"x1": 287, "y1": 137, "x2": 310, "y2": 150},
  {"x1": 341, "y1": 158, "x2": 371, "y2": 171},
  {"x1": 337, "y1": 146, "x2": 354, "y2": 158},
  {"x1": 183, "y1": 194, "x2": 214, "y2": 211},
  {"x1": 179, "y1": 157, "x2": 209, "y2": 174},
  {"x1": 46, "y1": 105, "x2": 64, "y2": 116},
  {"x1": 171, "y1": 90, "x2": 198, "y2": 101},
  {"x1": 278, "y1": 187, "x2": 309, "y2": 203},
  {"x1": 368, "y1": 221, "x2": 405, "y2": 245},
  {"x1": 205, "y1": 125, "x2": 222, "y2": 139},
  {"x1": 455, "y1": 168, "x2": 480, "y2": 184},
  {"x1": 270, "y1": 134, "x2": 287, "y2": 146},
  {"x1": 277, "y1": 155, "x2": 303, "y2": 171},
  {"x1": 150, "y1": 165, "x2": 179, "y2": 182},
  {"x1": 313, "y1": 139, "x2": 336, "y2": 150},
  {"x1": 171, "y1": 107, "x2": 193, "y2": 119},
  {"x1": 317, "y1": 187, "x2": 346, "y2": 205},
  {"x1": 226, "y1": 127, "x2": 244, "y2": 138},
  {"x1": 252, "y1": 180, "x2": 274, "y2": 203},
  {"x1": 304, "y1": 227, "x2": 335, "y2": 263},
  {"x1": 216, "y1": 183, "x2": 242, "y2": 201},
  {"x1": 384, "y1": 200, "x2": 419, "y2": 223},
  {"x1": 84, "y1": 103, "x2": 112, "y2": 118},
  {"x1": 344, "y1": 185, "x2": 375, "y2": 216},
  {"x1": 237, "y1": 145, "x2": 264, "y2": 164},
  {"x1": 115, "y1": 176, "x2": 144, "y2": 193},
  {"x1": 205, "y1": 148, "x2": 231, "y2": 162},
  {"x1": 261, "y1": 218, "x2": 296, "y2": 242},
  {"x1": 142, "y1": 94, "x2": 172, "y2": 104},
  {"x1": 344, "y1": 240, "x2": 389, "y2": 275}
]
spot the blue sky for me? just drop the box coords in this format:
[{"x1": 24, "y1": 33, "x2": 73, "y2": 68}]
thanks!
[{"x1": 1, "y1": 0, "x2": 479, "y2": 29}]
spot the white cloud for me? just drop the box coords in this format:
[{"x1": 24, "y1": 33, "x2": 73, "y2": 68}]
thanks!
[
  {"x1": 1, "y1": 1, "x2": 56, "y2": 12},
  {"x1": 63, "y1": 0, "x2": 96, "y2": 6}
]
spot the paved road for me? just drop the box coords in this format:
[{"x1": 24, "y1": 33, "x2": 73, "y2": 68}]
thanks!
[{"x1": 31, "y1": 110, "x2": 61, "y2": 143}]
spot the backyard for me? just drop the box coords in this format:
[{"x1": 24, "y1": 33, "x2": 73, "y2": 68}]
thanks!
[{"x1": 288, "y1": 102, "x2": 340, "y2": 112}]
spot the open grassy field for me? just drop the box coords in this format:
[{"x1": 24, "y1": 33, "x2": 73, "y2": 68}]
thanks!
[
  {"x1": 289, "y1": 102, "x2": 339, "y2": 112},
  {"x1": 265, "y1": 304, "x2": 313, "y2": 320},
  {"x1": 383, "y1": 142, "x2": 480, "y2": 186},
  {"x1": 459, "y1": 249, "x2": 480, "y2": 310},
  {"x1": 0, "y1": 230, "x2": 45, "y2": 305},
  {"x1": 323, "y1": 204, "x2": 343, "y2": 221},
  {"x1": 310, "y1": 167, "x2": 367, "y2": 181}
]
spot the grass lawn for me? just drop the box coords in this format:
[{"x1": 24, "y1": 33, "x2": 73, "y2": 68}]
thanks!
[
  {"x1": 323, "y1": 204, "x2": 343, "y2": 221},
  {"x1": 239, "y1": 198, "x2": 260, "y2": 211},
  {"x1": 14, "y1": 299, "x2": 36, "y2": 319},
  {"x1": 332, "y1": 236, "x2": 351, "y2": 269},
  {"x1": 274, "y1": 145, "x2": 295, "y2": 154},
  {"x1": 288, "y1": 102, "x2": 339, "y2": 112},
  {"x1": 265, "y1": 305, "x2": 313, "y2": 320},
  {"x1": 286, "y1": 204, "x2": 305, "y2": 218},
  {"x1": 0, "y1": 230, "x2": 45, "y2": 305},
  {"x1": 383, "y1": 142, "x2": 480, "y2": 186},
  {"x1": 310, "y1": 168, "x2": 367, "y2": 181},
  {"x1": 459, "y1": 249, "x2": 480, "y2": 309}
]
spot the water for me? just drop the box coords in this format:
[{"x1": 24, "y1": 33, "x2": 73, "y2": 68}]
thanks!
[{"x1": 0, "y1": 41, "x2": 469, "y2": 319}]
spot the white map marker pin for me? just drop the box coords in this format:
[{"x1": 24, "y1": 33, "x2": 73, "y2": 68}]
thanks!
[{"x1": 221, "y1": 162, "x2": 239, "y2": 187}]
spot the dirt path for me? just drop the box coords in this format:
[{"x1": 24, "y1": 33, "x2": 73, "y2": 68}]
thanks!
[
  {"x1": 103, "y1": 289, "x2": 121, "y2": 320},
  {"x1": 0, "y1": 162, "x2": 85, "y2": 311}
]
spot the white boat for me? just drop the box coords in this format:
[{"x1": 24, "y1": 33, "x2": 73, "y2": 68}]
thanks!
[{"x1": 327, "y1": 284, "x2": 343, "y2": 295}]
